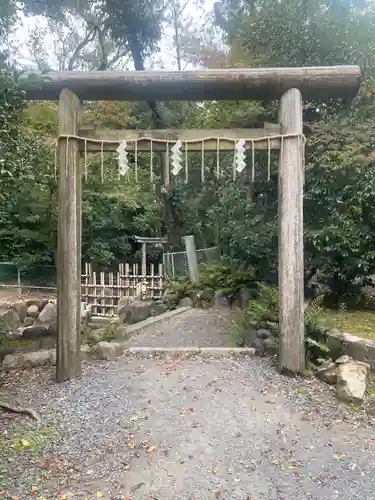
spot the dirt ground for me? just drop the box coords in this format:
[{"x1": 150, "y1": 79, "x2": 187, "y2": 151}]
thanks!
[
  {"x1": 1, "y1": 354, "x2": 375, "y2": 500},
  {"x1": 1, "y1": 308, "x2": 375, "y2": 499}
]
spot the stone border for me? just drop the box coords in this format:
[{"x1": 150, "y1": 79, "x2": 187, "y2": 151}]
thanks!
[
  {"x1": 2, "y1": 344, "x2": 255, "y2": 370},
  {"x1": 327, "y1": 330, "x2": 375, "y2": 370},
  {"x1": 125, "y1": 306, "x2": 191, "y2": 334},
  {"x1": 89, "y1": 306, "x2": 190, "y2": 331},
  {"x1": 126, "y1": 347, "x2": 255, "y2": 357}
]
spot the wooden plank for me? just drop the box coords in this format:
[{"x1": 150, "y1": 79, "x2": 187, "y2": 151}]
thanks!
[
  {"x1": 56, "y1": 88, "x2": 81, "y2": 383},
  {"x1": 78, "y1": 127, "x2": 282, "y2": 152},
  {"x1": 278, "y1": 88, "x2": 305, "y2": 374},
  {"x1": 20, "y1": 66, "x2": 361, "y2": 102}
]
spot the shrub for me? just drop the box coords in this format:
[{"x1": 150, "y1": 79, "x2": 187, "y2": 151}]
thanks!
[{"x1": 234, "y1": 284, "x2": 330, "y2": 363}]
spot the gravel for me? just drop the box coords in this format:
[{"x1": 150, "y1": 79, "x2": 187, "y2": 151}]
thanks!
[
  {"x1": 125, "y1": 307, "x2": 236, "y2": 347},
  {"x1": 1, "y1": 308, "x2": 375, "y2": 499}
]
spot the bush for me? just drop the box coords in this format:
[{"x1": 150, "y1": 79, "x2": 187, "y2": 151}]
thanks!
[
  {"x1": 234, "y1": 284, "x2": 330, "y2": 363},
  {"x1": 164, "y1": 262, "x2": 257, "y2": 307}
]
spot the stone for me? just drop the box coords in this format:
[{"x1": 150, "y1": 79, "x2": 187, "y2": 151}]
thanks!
[
  {"x1": 335, "y1": 354, "x2": 351, "y2": 364},
  {"x1": 23, "y1": 316, "x2": 35, "y2": 327},
  {"x1": 33, "y1": 302, "x2": 57, "y2": 335},
  {"x1": 263, "y1": 336, "x2": 279, "y2": 356},
  {"x1": 243, "y1": 327, "x2": 257, "y2": 348},
  {"x1": 267, "y1": 322, "x2": 279, "y2": 334},
  {"x1": 149, "y1": 301, "x2": 168, "y2": 316},
  {"x1": 6, "y1": 328, "x2": 23, "y2": 341},
  {"x1": 256, "y1": 329, "x2": 272, "y2": 340},
  {"x1": 10, "y1": 300, "x2": 27, "y2": 322},
  {"x1": 38, "y1": 299, "x2": 49, "y2": 311},
  {"x1": 27, "y1": 305, "x2": 39, "y2": 318},
  {"x1": 251, "y1": 337, "x2": 265, "y2": 356},
  {"x1": 239, "y1": 286, "x2": 255, "y2": 309},
  {"x1": 2, "y1": 350, "x2": 54, "y2": 370},
  {"x1": 327, "y1": 331, "x2": 375, "y2": 369},
  {"x1": 80, "y1": 344, "x2": 92, "y2": 361},
  {"x1": 117, "y1": 296, "x2": 131, "y2": 317},
  {"x1": 200, "y1": 300, "x2": 212, "y2": 310},
  {"x1": 25, "y1": 298, "x2": 49, "y2": 311},
  {"x1": 0, "y1": 308, "x2": 21, "y2": 332},
  {"x1": 316, "y1": 362, "x2": 338, "y2": 385},
  {"x1": 336, "y1": 361, "x2": 370, "y2": 404},
  {"x1": 178, "y1": 297, "x2": 193, "y2": 308},
  {"x1": 200, "y1": 288, "x2": 215, "y2": 303},
  {"x1": 92, "y1": 341, "x2": 124, "y2": 360},
  {"x1": 22, "y1": 326, "x2": 50, "y2": 339},
  {"x1": 119, "y1": 299, "x2": 153, "y2": 324},
  {"x1": 162, "y1": 293, "x2": 179, "y2": 309},
  {"x1": 214, "y1": 291, "x2": 230, "y2": 309}
]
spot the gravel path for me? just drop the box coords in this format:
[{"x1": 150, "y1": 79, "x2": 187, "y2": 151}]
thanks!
[
  {"x1": 124, "y1": 307, "x2": 236, "y2": 347},
  {"x1": 2, "y1": 354, "x2": 375, "y2": 499}
]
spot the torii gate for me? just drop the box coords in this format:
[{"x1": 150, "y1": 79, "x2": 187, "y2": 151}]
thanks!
[{"x1": 20, "y1": 66, "x2": 361, "y2": 382}]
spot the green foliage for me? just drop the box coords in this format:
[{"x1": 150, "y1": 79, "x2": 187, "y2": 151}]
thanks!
[
  {"x1": 242, "y1": 283, "x2": 278, "y2": 324},
  {"x1": 218, "y1": 0, "x2": 375, "y2": 71},
  {"x1": 235, "y1": 284, "x2": 330, "y2": 362},
  {"x1": 199, "y1": 262, "x2": 256, "y2": 295},
  {"x1": 304, "y1": 297, "x2": 331, "y2": 361},
  {"x1": 162, "y1": 277, "x2": 195, "y2": 309}
]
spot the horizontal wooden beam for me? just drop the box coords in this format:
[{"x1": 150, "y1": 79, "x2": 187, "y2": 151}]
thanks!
[
  {"x1": 133, "y1": 235, "x2": 167, "y2": 244},
  {"x1": 78, "y1": 126, "x2": 282, "y2": 152},
  {"x1": 20, "y1": 66, "x2": 361, "y2": 102}
]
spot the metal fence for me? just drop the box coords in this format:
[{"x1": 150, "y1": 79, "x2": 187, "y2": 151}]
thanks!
[
  {"x1": 0, "y1": 262, "x2": 57, "y2": 294},
  {"x1": 163, "y1": 246, "x2": 220, "y2": 278}
]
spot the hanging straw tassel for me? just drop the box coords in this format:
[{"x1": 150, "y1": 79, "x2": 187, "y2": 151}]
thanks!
[
  {"x1": 150, "y1": 138, "x2": 154, "y2": 185},
  {"x1": 267, "y1": 137, "x2": 271, "y2": 181},
  {"x1": 54, "y1": 140, "x2": 58, "y2": 181},
  {"x1": 251, "y1": 140, "x2": 255, "y2": 182},
  {"x1": 185, "y1": 140, "x2": 188, "y2": 184},
  {"x1": 216, "y1": 138, "x2": 220, "y2": 178},
  {"x1": 84, "y1": 138, "x2": 88, "y2": 182},
  {"x1": 100, "y1": 141, "x2": 104, "y2": 182},
  {"x1": 201, "y1": 140, "x2": 205, "y2": 183},
  {"x1": 300, "y1": 134, "x2": 306, "y2": 185},
  {"x1": 280, "y1": 136, "x2": 284, "y2": 165},
  {"x1": 134, "y1": 139, "x2": 138, "y2": 183}
]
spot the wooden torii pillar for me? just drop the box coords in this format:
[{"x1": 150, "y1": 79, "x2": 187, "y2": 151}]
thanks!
[{"x1": 20, "y1": 66, "x2": 361, "y2": 381}]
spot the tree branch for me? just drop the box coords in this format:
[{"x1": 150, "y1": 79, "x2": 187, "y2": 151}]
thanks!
[{"x1": 68, "y1": 28, "x2": 96, "y2": 71}]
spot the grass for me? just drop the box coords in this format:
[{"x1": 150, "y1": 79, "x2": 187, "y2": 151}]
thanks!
[{"x1": 322, "y1": 308, "x2": 375, "y2": 340}]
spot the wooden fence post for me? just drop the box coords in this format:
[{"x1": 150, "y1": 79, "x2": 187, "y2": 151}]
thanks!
[
  {"x1": 56, "y1": 88, "x2": 82, "y2": 382},
  {"x1": 278, "y1": 88, "x2": 305, "y2": 374},
  {"x1": 184, "y1": 235, "x2": 200, "y2": 283}
]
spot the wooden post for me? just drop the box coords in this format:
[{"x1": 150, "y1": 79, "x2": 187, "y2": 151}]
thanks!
[
  {"x1": 141, "y1": 242, "x2": 147, "y2": 276},
  {"x1": 56, "y1": 88, "x2": 82, "y2": 382},
  {"x1": 184, "y1": 235, "x2": 200, "y2": 283},
  {"x1": 278, "y1": 88, "x2": 305, "y2": 374}
]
